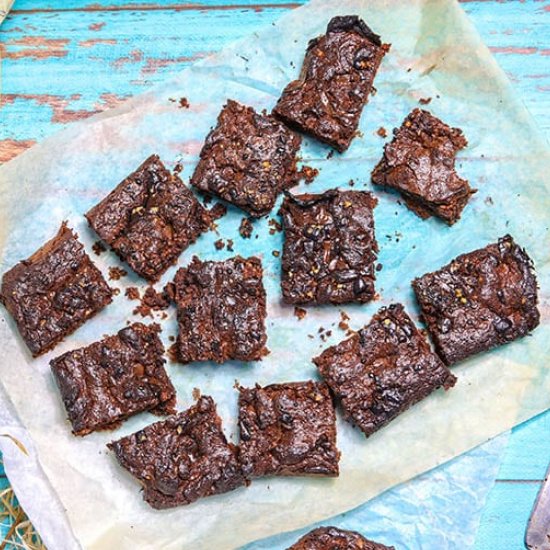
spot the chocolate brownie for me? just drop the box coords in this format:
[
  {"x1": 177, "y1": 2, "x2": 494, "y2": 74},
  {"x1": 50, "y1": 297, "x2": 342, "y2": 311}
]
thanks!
[
  {"x1": 173, "y1": 256, "x2": 268, "y2": 364},
  {"x1": 273, "y1": 16, "x2": 390, "y2": 152},
  {"x1": 190, "y1": 100, "x2": 301, "y2": 218},
  {"x1": 372, "y1": 108, "x2": 475, "y2": 225},
  {"x1": 412, "y1": 235, "x2": 540, "y2": 365},
  {"x1": 280, "y1": 189, "x2": 378, "y2": 305},
  {"x1": 0, "y1": 223, "x2": 112, "y2": 357},
  {"x1": 86, "y1": 154, "x2": 213, "y2": 282},
  {"x1": 287, "y1": 526, "x2": 395, "y2": 550},
  {"x1": 108, "y1": 396, "x2": 245, "y2": 509},
  {"x1": 238, "y1": 381, "x2": 340, "y2": 478},
  {"x1": 51, "y1": 323, "x2": 175, "y2": 436},
  {"x1": 313, "y1": 304, "x2": 456, "y2": 437}
]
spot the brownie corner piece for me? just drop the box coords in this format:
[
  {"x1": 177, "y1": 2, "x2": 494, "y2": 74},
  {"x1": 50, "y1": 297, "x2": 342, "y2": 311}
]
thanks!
[
  {"x1": 50, "y1": 322, "x2": 175, "y2": 435},
  {"x1": 313, "y1": 304, "x2": 456, "y2": 437},
  {"x1": 280, "y1": 189, "x2": 378, "y2": 305},
  {"x1": 173, "y1": 255, "x2": 268, "y2": 364},
  {"x1": 0, "y1": 222, "x2": 112, "y2": 357},
  {"x1": 238, "y1": 380, "x2": 340, "y2": 478},
  {"x1": 190, "y1": 100, "x2": 301, "y2": 218},
  {"x1": 273, "y1": 15, "x2": 390, "y2": 152},
  {"x1": 372, "y1": 108, "x2": 474, "y2": 225},
  {"x1": 287, "y1": 526, "x2": 395, "y2": 550},
  {"x1": 108, "y1": 395, "x2": 245, "y2": 509},
  {"x1": 412, "y1": 235, "x2": 540, "y2": 365},
  {"x1": 86, "y1": 154, "x2": 212, "y2": 281}
]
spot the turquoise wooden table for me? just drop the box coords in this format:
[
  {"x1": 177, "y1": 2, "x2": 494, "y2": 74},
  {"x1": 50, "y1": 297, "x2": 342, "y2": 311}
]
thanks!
[{"x1": 0, "y1": 1, "x2": 549, "y2": 548}]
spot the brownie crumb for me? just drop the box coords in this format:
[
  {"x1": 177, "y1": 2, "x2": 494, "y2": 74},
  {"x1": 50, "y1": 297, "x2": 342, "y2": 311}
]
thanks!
[
  {"x1": 214, "y1": 239, "x2": 225, "y2": 250},
  {"x1": 272, "y1": 250, "x2": 280, "y2": 258},
  {"x1": 419, "y1": 97, "x2": 432, "y2": 105},
  {"x1": 227, "y1": 239, "x2": 234, "y2": 252},
  {"x1": 268, "y1": 218, "x2": 282, "y2": 235},
  {"x1": 179, "y1": 97, "x2": 190, "y2": 109},
  {"x1": 108, "y1": 266, "x2": 127, "y2": 281},
  {"x1": 133, "y1": 303, "x2": 152, "y2": 318},
  {"x1": 348, "y1": 179, "x2": 355, "y2": 187},
  {"x1": 92, "y1": 241, "x2": 106, "y2": 256},
  {"x1": 376, "y1": 263, "x2": 383, "y2": 272},
  {"x1": 168, "y1": 335, "x2": 175, "y2": 342},
  {"x1": 239, "y1": 218, "x2": 253, "y2": 239},
  {"x1": 209, "y1": 203, "x2": 227, "y2": 221},
  {"x1": 173, "y1": 163, "x2": 183, "y2": 174},
  {"x1": 376, "y1": 126, "x2": 388, "y2": 138},
  {"x1": 326, "y1": 150, "x2": 334, "y2": 160},
  {"x1": 142, "y1": 287, "x2": 171, "y2": 311},
  {"x1": 113, "y1": 288, "x2": 121, "y2": 296},
  {"x1": 125, "y1": 287, "x2": 140, "y2": 301},
  {"x1": 297, "y1": 165, "x2": 319, "y2": 184},
  {"x1": 192, "y1": 387, "x2": 201, "y2": 400},
  {"x1": 294, "y1": 306, "x2": 307, "y2": 320}
]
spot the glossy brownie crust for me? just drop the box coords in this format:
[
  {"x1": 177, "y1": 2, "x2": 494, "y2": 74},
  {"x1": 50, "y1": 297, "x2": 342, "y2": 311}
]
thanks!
[
  {"x1": 273, "y1": 16, "x2": 389, "y2": 152},
  {"x1": 0, "y1": 223, "x2": 112, "y2": 357},
  {"x1": 190, "y1": 100, "x2": 301, "y2": 217},
  {"x1": 86, "y1": 154, "x2": 212, "y2": 282},
  {"x1": 238, "y1": 381, "x2": 340, "y2": 478},
  {"x1": 372, "y1": 108, "x2": 474, "y2": 225},
  {"x1": 280, "y1": 189, "x2": 378, "y2": 305},
  {"x1": 108, "y1": 396, "x2": 245, "y2": 509},
  {"x1": 173, "y1": 255, "x2": 268, "y2": 364},
  {"x1": 287, "y1": 526, "x2": 395, "y2": 550},
  {"x1": 314, "y1": 304, "x2": 456, "y2": 437},
  {"x1": 51, "y1": 323, "x2": 175, "y2": 436},
  {"x1": 413, "y1": 235, "x2": 540, "y2": 365}
]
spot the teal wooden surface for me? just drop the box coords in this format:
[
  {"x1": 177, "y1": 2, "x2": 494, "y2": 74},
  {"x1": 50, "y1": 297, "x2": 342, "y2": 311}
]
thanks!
[{"x1": 0, "y1": 0, "x2": 549, "y2": 548}]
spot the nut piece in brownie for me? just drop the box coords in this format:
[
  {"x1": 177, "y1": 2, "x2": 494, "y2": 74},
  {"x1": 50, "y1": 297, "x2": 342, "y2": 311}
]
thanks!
[
  {"x1": 86, "y1": 154, "x2": 213, "y2": 282},
  {"x1": 238, "y1": 381, "x2": 340, "y2": 478},
  {"x1": 413, "y1": 235, "x2": 540, "y2": 365},
  {"x1": 173, "y1": 255, "x2": 268, "y2": 364},
  {"x1": 108, "y1": 395, "x2": 245, "y2": 509},
  {"x1": 190, "y1": 100, "x2": 301, "y2": 218},
  {"x1": 0, "y1": 223, "x2": 112, "y2": 357},
  {"x1": 280, "y1": 189, "x2": 378, "y2": 305},
  {"x1": 51, "y1": 323, "x2": 175, "y2": 436},
  {"x1": 273, "y1": 16, "x2": 390, "y2": 152},
  {"x1": 372, "y1": 108, "x2": 475, "y2": 225},
  {"x1": 313, "y1": 304, "x2": 456, "y2": 437},
  {"x1": 287, "y1": 526, "x2": 395, "y2": 550}
]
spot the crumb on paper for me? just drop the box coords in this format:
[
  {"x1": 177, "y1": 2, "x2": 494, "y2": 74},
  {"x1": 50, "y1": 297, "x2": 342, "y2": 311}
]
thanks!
[
  {"x1": 214, "y1": 239, "x2": 225, "y2": 250},
  {"x1": 92, "y1": 241, "x2": 106, "y2": 256},
  {"x1": 419, "y1": 97, "x2": 432, "y2": 105},
  {"x1": 179, "y1": 97, "x2": 190, "y2": 109},
  {"x1": 112, "y1": 288, "x2": 120, "y2": 296},
  {"x1": 297, "y1": 165, "x2": 319, "y2": 184},
  {"x1": 376, "y1": 263, "x2": 383, "y2": 272},
  {"x1": 132, "y1": 287, "x2": 171, "y2": 318},
  {"x1": 125, "y1": 286, "x2": 140, "y2": 301},
  {"x1": 108, "y1": 266, "x2": 127, "y2": 281},
  {"x1": 192, "y1": 387, "x2": 201, "y2": 400},
  {"x1": 348, "y1": 179, "x2": 355, "y2": 187},
  {"x1": 209, "y1": 202, "x2": 227, "y2": 221},
  {"x1": 173, "y1": 162, "x2": 183, "y2": 174},
  {"x1": 226, "y1": 239, "x2": 234, "y2": 252},
  {"x1": 326, "y1": 149, "x2": 334, "y2": 159},
  {"x1": 268, "y1": 218, "x2": 282, "y2": 235},
  {"x1": 294, "y1": 306, "x2": 307, "y2": 320},
  {"x1": 239, "y1": 217, "x2": 253, "y2": 239},
  {"x1": 272, "y1": 250, "x2": 280, "y2": 258},
  {"x1": 376, "y1": 127, "x2": 388, "y2": 138}
]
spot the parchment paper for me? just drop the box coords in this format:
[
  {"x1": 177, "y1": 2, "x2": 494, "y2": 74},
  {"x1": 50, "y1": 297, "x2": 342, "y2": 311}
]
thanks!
[{"x1": 0, "y1": 0, "x2": 549, "y2": 549}]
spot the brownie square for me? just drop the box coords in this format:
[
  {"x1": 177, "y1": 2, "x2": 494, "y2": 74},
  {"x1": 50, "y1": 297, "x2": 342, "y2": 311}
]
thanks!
[
  {"x1": 190, "y1": 100, "x2": 301, "y2": 218},
  {"x1": 238, "y1": 381, "x2": 340, "y2": 478},
  {"x1": 51, "y1": 323, "x2": 175, "y2": 436},
  {"x1": 412, "y1": 235, "x2": 540, "y2": 365},
  {"x1": 108, "y1": 396, "x2": 245, "y2": 509},
  {"x1": 313, "y1": 304, "x2": 456, "y2": 437},
  {"x1": 287, "y1": 527, "x2": 395, "y2": 550},
  {"x1": 372, "y1": 108, "x2": 475, "y2": 225},
  {"x1": 86, "y1": 154, "x2": 212, "y2": 282},
  {"x1": 173, "y1": 256, "x2": 268, "y2": 364},
  {"x1": 0, "y1": 223, "x2": 112, "y2": 357},
  {"x1": 273, "y1": 16, "x2": 390, "y2": 152},
  {"x1": 280, "y1": 189, "x2": 378, "y2": 305}
]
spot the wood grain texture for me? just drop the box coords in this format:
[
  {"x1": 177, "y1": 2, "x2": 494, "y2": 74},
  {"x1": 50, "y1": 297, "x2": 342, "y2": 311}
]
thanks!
[{"x1": 0, "y1": 1, "x2": 549, "y2": 548}]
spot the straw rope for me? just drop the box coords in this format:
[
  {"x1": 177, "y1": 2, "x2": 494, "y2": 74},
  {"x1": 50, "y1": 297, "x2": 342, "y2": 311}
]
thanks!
[{"x1": 0, "y1": 459, "x2": 46, "y2": 550}]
